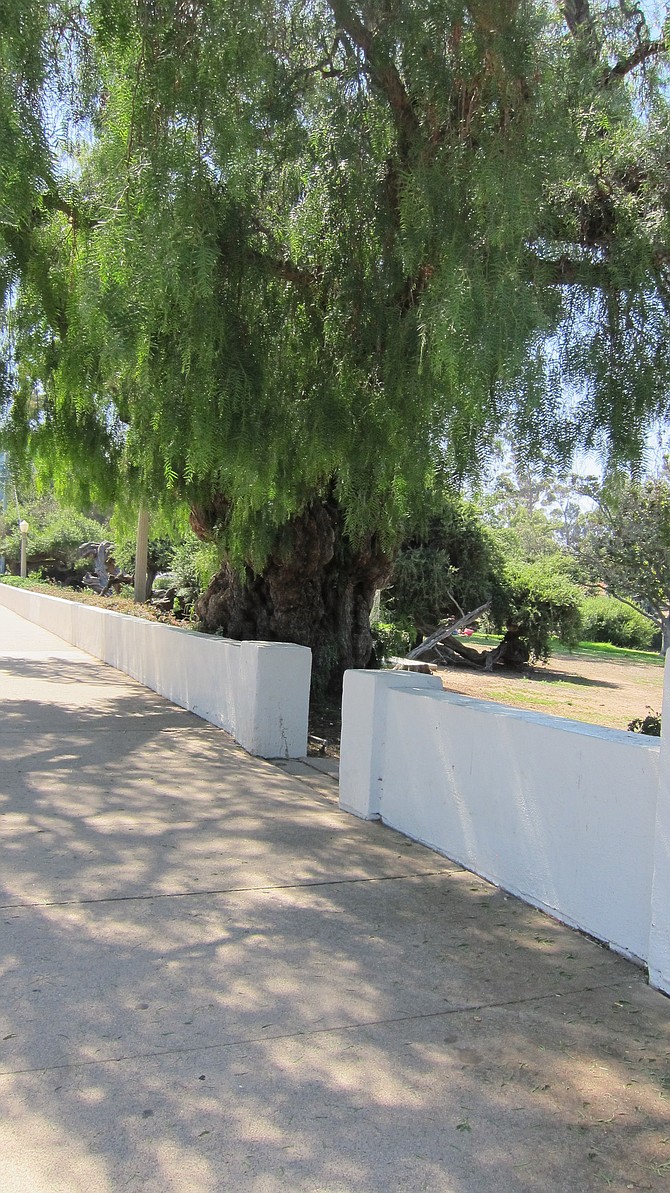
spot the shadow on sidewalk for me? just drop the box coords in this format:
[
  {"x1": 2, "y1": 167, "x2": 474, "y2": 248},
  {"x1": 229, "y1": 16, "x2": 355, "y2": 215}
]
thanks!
[{"x1": 0, "y1": 684, "x2": 669, "y2": 1191}]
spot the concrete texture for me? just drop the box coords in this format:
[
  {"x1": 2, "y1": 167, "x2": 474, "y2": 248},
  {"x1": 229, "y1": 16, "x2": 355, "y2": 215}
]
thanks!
[
  {"x1": 0, "y1": 584, "x2": 312, "y2": 757},
  {"x1": 0, "y1": 604, "x2": 669, "y2": 1192},
  {"x1": 339, "y1": 667, "x2": 665, "y2": 981}
]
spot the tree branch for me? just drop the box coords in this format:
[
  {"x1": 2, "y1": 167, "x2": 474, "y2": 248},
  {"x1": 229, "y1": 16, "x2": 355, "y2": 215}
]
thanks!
[
  {"x1": 562, "y1": 0, "x2": 599, "y2": 60},
  {"x1": 246, "y1": 247, "x2": 321, "y2": 290},
  {"x1": 604, "y1": 588, "x2": 660, "y2": 626},
  {"x1": 327, "y1": 0, "x2": 421, "y2": 161},
  {"x1": 602, "y1": 37, "x2": 668, "y2": 86}
]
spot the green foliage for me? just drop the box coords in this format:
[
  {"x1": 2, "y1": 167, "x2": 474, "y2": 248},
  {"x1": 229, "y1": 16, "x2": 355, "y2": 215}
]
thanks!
[
  {"x1": 496, "y1": 556, "x2": 583, "y2": 662},
  {"x1": 0, "y1": 572, "x2": 47, "y2": 588},
  {"x1": 112, "y1": 523, "x2": 219, "y2": 612},
  {"x1": 370, "y1": 616, "x2": 414, "y2": 664},
  {"x1": 168, "y1": 532, "x2": 220, "y2": 597},
  {"x1": 387, "y1": 495, "x2": 502, "y2": 631},
  {"x1": 111, "y1": 532, "x2": 171, "y2": 582},
  {"x1": 580, "y1": 594, "x2": 660, "y2": 652},
  {"x1": 479, "y1": 450, "x2": 592, "y2": 561},
  {"x1": 0, "y1": 495, "x2": 106, "y2": 575},
  {"x1": 577, "y1": 475, "x2": 670, "y2": 650},
  {"x1": 385, "y1": 493, "x2": 582, "y2": 663},
  {"x1": 3, "y1": 1, "x2": 670, "y2": 571}
]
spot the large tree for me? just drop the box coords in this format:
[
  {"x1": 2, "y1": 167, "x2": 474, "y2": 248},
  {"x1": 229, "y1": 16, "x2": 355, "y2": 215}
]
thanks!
[{"x1": 3, "y1": 2, "x2": 670, "y2": 686}]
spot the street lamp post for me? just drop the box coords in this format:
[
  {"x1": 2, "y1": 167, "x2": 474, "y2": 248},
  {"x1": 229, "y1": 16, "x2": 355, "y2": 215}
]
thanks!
[{"x1": 19, "y1": 519, "x2": 29, "y2": 579}]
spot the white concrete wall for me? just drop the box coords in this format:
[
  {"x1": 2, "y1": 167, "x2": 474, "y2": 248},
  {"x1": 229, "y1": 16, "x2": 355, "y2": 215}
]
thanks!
[
  {"x1": 339, "y1": 669, "x2": 443, "y2": 819},
  {"x1": 340, "y1": 668, "x2": 669, "y2": 995},
  {"x1": 0, "y1": 585, "x2": 311, "y2": 758},
  {"x1": 649, "y1": 662, "x2": 670, "y2": 994}
]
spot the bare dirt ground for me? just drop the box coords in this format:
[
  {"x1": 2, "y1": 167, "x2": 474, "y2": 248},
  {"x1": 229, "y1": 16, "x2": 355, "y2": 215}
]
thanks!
[
  {"x1": 435, "y1": 648, "x2": 664, "y2": 733},
  {"x1": 308, "y1": 647, "x2": 664, "y2": 757}
]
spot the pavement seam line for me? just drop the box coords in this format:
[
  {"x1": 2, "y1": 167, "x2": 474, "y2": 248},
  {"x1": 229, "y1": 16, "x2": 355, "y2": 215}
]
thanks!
[
  {"x1": 0, "y1": 978, "x2": 637, "y2": 1078},
  {"x1": 0, "y1": 867, "x2": 462, "y2": 909}
]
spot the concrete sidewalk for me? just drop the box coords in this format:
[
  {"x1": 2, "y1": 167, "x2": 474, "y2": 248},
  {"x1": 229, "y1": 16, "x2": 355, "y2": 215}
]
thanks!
[{"x1": 0, "y1": 604, "x2": 668, "y2": 1193}]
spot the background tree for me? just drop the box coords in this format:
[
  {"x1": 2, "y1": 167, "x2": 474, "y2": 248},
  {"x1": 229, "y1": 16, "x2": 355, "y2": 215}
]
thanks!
[
  {"x1": 384, "y1": 492, "x2": 583, "y2": 662},
  {"x1": 0, "y1": 461, "x2": 107, "y2": 582},
  {"x1": 480, "y1": 448, "x2": 593, "y2": 557},
  {"x1": 3, "y1": 2, "x2": 670, "y2": 687},
  {"x1": 386, "y1": 495, "x2": 503, "y2": 633},
  {"x1": 577, "y1": 474, "x2": 670, "y2": 653}
]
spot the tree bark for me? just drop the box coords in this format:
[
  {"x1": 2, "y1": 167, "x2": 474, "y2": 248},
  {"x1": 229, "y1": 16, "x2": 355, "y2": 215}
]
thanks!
[
  {"x1": 194, "y1": 496, "x2": 390, "y2": 693},
  {"x1": 661, "y1": 614, "x2": 670, "y2": 656},
  {"x1": 134, "y1": 505, "x2": 149, "y2": 603}
]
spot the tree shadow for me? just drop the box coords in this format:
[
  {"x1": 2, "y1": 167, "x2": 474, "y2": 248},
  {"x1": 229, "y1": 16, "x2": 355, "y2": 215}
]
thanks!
[
  {"x1": 1, "y1": 688, "x2": 669, "y2": 1191},
  {"x1": 522, "y1": 667, "x2": 618, "y2": 690}
]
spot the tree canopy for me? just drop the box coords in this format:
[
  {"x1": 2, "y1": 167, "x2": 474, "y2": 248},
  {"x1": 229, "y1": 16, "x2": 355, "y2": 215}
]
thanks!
[
  {"x1": 2, "y1": 3, "x2": 670, "y2": 678},
  {"x1": 578, "y1": 473, "x2": 670, "y2": 652}
]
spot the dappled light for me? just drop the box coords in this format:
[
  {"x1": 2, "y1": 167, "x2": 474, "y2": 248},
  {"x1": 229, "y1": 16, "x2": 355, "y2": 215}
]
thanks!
[{"x1": 1, "y1": 604, "x2": 669, "y2": 1192}]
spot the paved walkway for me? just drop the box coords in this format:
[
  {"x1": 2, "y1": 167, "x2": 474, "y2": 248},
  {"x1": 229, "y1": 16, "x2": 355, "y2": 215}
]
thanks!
[{"x1": 0, "y1": 604, "x2": 668, "y2": 1193}]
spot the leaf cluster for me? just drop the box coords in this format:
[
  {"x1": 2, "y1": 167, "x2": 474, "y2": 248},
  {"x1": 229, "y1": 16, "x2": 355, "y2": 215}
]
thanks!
[
  {"x1": 578, "y1": 474, "x2": 670, "y2": 624},
  {"x1": 3, "y1": 2, "x2": 670, "y2": 568}
]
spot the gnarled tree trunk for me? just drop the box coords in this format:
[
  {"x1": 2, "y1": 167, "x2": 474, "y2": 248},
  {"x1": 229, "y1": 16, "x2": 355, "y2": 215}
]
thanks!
[{"x1": 192, "y1": 495, "x2": 390, "y2": 693}]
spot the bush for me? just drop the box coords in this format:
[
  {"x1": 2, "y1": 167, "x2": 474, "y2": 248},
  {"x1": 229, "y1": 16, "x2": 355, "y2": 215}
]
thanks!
[
  {"x1": 0, "y1": 572, "x2": 48, "y2": 588},
  {"x1": 386, "y1": 496, "x2": 502, "y2": 633},
  {"x1": 371, "y1": 616, "x2": 414, "y2": 663},
  {"x1": 111, "y1": 527, "x2": 220, "y2": 613},
  {"x1": 169, "y1": 531, "x2": 220, "y2": 597},
  {"x1": 580, "y1": 595, "x2": 659, "y2": 651},
  {"x1": 0, "y1": 499, "x2": 107, "y2": 582},
  {"x1": 628, "y1": 710, "x2": 661, "y2": 736},
  {"x1": 495, "y1": 556, "x2": 583, "y2": 662}
]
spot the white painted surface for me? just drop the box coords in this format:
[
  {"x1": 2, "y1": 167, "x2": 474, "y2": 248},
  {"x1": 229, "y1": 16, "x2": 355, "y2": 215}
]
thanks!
[
  {"x1": 648, "y1": 663, "x2": 670, "y2": 995},
  {"x1": 339, "y1": 669, "x2": 442, "y2": 819},
  {"x1": 0, "y1": 585, "x2": 311, "y2": 758},
  {"x1": 339, "y1": 666, "x2": 668, "y2": 992}
]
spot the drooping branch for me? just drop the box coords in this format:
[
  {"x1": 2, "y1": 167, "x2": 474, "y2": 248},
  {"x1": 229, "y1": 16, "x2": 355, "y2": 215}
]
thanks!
[
  {"x1": 522, "y1": 249, "x2": 611, "y2": 289},
  {"x1": 246, "y1": 247, "x2": 322, "y2": 291},
  {"x1": 327, "y1": 0, "x2": 422, "y2": 161}
]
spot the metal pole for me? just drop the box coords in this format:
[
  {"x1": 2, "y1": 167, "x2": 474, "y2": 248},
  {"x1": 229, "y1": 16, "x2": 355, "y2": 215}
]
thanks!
[{"x1": 20, "y1": 532, "x2": 27, "y2": 578}]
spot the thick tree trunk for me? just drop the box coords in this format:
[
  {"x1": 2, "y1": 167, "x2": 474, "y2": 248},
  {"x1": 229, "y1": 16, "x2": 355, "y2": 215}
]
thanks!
[{"x1": 193, "y1": 496, "x2": 390, "y2": 693}]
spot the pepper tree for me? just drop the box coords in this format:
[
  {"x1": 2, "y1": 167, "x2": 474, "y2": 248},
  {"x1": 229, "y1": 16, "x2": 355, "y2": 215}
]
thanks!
[{"x1": 2, "y1": 2, "x2": 670, "y2": 686}]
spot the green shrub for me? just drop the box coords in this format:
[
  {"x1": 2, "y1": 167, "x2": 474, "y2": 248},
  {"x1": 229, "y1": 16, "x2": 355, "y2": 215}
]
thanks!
[
  {"x1": 386, "y1": 496, "x2": 502, "y2": 633},
  {"x1": 169, "y1": 532, "x2": 220, "y2": 595},
  {"x1": 0, "y1": 572, "x2": 48, "y2": 587},
  {"x1": 371, "y1": 617, "x2": 414, "y2": 663},
  {"x1": 111, "y1": 527, "x2": 220, "y2": 612},
  {"x1": 1, "y1": 499, "x2": 106, "y2": 581},
  {"x1": 580, "y1": 595, "x2": 659, "y2": 651},
  {"x1": 495, "y1": 556, "x2": 583, "y2": 662}
]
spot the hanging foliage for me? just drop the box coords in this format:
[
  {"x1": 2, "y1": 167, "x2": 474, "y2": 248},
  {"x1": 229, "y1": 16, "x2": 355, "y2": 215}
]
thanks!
[{"x1": 2, "y1": 2, "x2": 670, "y2": 682}]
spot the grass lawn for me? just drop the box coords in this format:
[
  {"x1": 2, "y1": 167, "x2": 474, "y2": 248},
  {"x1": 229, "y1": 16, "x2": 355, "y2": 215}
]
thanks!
[{"x1": 466, "y1": 631, "x2": 664, "y2": 668}]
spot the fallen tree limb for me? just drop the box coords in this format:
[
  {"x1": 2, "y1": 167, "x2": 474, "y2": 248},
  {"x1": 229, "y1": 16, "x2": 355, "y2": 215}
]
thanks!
[{"x1": 407, "y1": 601, "x2": 491, "y2": 660}]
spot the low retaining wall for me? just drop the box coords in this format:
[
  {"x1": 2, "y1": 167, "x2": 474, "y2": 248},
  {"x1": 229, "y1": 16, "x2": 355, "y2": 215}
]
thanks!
[
  {"x1": 0, "y1": 585, "x2": 311, "y2": 759},
  {"x1": 340, "y1": 667, "x2": 669, "y2": 996}
]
